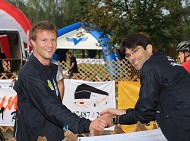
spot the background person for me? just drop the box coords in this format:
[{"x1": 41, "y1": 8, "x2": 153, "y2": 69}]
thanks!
[
  {"x1": 66, "y1": 50, "x2": 79, "y2": 79},
  {"x1": 13, "y1": 21, "x2": 107, "y2": 141},
  {"x1": 176, "y1": 41, "x2": 190, "y2": 72},
  {"x1": 101, "y1": 33, "x2": 190, "y2": 141},
  {"x1": 51, "y1": 59, "x2": 64, "y2": 100}
]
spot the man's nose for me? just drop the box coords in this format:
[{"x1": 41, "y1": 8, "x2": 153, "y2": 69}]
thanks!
[
  {"x1": 47, "y1": 40, "x2": 53, "y2": 47},
  {"x1": 130, "y1": 53, "x2": 136, "y2": 60}
]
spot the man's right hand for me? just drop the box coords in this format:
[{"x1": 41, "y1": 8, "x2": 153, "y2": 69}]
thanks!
[
  {"x1": 89, "y1": 118, "x2": 107, "y2": 132},
  {"x1": 100, "y1": 112, "x2": 115, "y2": 127}
]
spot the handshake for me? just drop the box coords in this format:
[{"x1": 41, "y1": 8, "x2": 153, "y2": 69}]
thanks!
[{"x1": 89, "y1": 108, "x2": 126, "y2": 132}]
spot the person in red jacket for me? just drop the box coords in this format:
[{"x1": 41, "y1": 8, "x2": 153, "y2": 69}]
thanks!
[{"x1": 176, "y1": 41, "x2": 190, "y2": 73}]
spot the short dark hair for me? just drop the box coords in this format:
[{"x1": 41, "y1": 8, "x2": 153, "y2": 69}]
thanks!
[
  {"x1": 120, "y1": 33, "x2": 150, "y2": 54},
  {"x1": 66, "y1": 50, "x2": 72, "y2": 55},
  {"x1": 29, "y1": 21, "x2": 57, "y2": 41}
]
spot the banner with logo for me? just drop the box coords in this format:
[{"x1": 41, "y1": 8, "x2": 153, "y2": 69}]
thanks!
[
  {"x1": 63, "y1": 79, "x2": 116, "y2": 120},
  {"x1": 0, "y1": 79, "x2": 17, "y2": 126}
]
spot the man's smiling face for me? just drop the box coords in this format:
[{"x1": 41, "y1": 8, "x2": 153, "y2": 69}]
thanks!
[{"x1": 125, "y1": 45, "x2": 153, "y2": 70}]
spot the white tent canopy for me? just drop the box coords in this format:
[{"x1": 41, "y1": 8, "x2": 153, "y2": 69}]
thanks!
[{"x1": 57, "y1": 27, "x2": 102, "y2": 50}]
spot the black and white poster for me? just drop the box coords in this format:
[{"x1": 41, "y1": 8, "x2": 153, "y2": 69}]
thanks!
[{"x1": 63, "y1": 79, "x2": 116, "y2": 120}]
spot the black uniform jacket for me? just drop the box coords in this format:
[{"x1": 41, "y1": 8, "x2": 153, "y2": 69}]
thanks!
[
  {"x1": 119, "y1": 51, "x2": 190, "y2": 141},
  {"x1": 14, "y1": 55, "x2": 91, "y2": 141}
]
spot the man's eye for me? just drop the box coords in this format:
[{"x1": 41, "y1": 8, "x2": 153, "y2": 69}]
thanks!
[
  {"x1": 51, "y1": 39, "x2": 57, "y2": 42},
  {"x1": 132, "y1": 48, "x2": 138, "y2": 53}
]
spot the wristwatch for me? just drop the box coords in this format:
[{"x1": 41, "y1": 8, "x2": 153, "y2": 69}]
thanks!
[{"x1": 113, "y1": 115, "x2": 120, "y2": 125}]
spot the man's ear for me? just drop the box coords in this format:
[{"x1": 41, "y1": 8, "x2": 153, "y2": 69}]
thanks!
[
  {"x1": 30, "y1": 39, "x2": 35, "y2": 47},
  {"x1": 146, "y1": 44, "x2": 153, "y2": 54}
]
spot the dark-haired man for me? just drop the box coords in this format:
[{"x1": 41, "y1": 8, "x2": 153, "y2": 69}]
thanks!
[{"x1": 101, "y1": 33, "x2": 190, "y2": 141}]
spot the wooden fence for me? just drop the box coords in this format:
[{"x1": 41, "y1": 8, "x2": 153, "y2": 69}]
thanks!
[{"x1": 60, "y1": 59, "x2": 140, "y2": 83}]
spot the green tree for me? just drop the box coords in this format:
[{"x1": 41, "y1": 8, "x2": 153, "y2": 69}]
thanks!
[
  {"x1": 61, "y1": 0, "x2": 91, "y2": 26},
  {"x1": 23, "y1": 0, "x2": 65, "y2": 28},
  {"x1": 83, "y1": 0, "x2": 190, "y2": 58},
  {"x1": 7, "y1": 0, "x2": 98, "y2": 58},
  {"x1": 7, "y1": 0, "x2": 90, "y2": 28}
]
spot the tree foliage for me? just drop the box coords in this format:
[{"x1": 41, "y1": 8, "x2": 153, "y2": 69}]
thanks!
[
  {"x1": 7, "y1": 0, "x2": 89, "y2": 28},
  {"x1": 83, "y1": 0, "x2": 190, "y2": 57},
  {"x1": 7, "y1": 0, "x2": 190, "y2": 58},
  {"x1": 62, "y1": 0, "x2": 91, "y2": 26}
]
